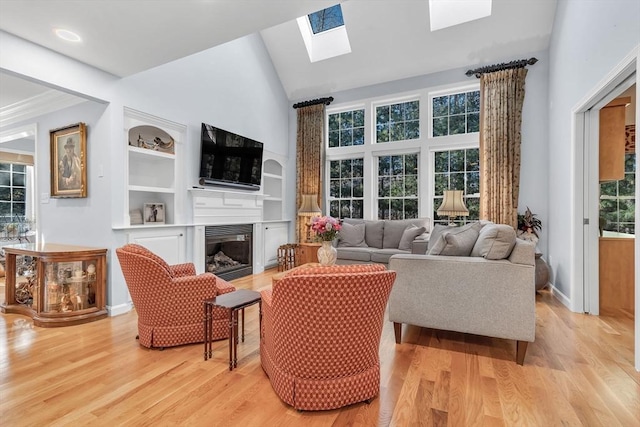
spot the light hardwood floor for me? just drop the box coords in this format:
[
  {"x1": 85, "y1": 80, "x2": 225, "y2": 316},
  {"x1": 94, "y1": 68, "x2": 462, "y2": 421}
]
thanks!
[{"x1": 1, "y1": 269, "x2": 638, "y2": 427}]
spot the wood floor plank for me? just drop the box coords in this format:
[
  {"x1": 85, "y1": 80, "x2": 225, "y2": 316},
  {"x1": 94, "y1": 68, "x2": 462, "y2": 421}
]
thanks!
[{"x1": 1, "y1": 274, "x2": 638, "y2": 427}]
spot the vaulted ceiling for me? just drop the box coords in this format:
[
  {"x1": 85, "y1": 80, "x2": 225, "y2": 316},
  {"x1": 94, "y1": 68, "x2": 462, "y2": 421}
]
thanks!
[{"x1": 0, "y1": 0, "x2": 557, "y2": 113}]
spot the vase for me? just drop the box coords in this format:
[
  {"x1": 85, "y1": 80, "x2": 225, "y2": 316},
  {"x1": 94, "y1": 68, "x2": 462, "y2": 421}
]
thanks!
[
  {"x1": 317, "y1": 241, "x2": 337, "y2": 266},
  {"x1": 535, "y1": 253, "x2": 550, "y2": 291}
]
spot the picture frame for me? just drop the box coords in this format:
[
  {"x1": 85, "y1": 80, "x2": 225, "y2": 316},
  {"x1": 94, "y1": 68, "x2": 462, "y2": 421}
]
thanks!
[
  {"x1": 50, "y1": 122, "x2": 87, "y2": 198},
  {"x1": 143, "y1": 203, "x2": 165, "y2": 224}
]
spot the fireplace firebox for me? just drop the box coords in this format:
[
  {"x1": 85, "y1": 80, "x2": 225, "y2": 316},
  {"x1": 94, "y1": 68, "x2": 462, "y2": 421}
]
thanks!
[{"x1": 205, "y1": 224, "x2": 252, "y2": 281}]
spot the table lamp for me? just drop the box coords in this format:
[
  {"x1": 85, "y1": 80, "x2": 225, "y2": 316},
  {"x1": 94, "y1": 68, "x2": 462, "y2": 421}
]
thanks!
[
  {"x1": 298, "y1": 194, "x2": 321, "y2": 242},
  {"x1": 437, "y1": 190, "x2": 469, "y2": 225}
]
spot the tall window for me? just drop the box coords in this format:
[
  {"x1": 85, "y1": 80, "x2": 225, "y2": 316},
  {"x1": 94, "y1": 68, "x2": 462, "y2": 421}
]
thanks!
[
  {"x1": 600, "y1": 153, "x2": 635, "y2": 234},
  {"x1": 377, "y1": 153, "x2": 418, "y2": 219},
  {"x1": 433, "y1": 148, "x2": 480, "y2": 225},
  {"x1": 329, "y1": 158, "x2": 364, "y2": 219},
  {"x1": 0, "y1": 163, "x2": 26, "y2": 221},
  {"x1": 432, "y1": 90, "x2": 480, "y2": 137},
  {"x1": 328, "y1": 109, "x2": 365, "y2": 148},
  {"x1": 375, "y1": 100, "x2": 420, "y2": 143}
]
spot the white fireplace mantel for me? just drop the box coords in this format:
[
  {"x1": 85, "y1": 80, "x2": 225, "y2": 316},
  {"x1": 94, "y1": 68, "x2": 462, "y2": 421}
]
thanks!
[
  {"x1": 189, "y1": 187, "x2": 265, "y2": 225},
  {"x1": 189, "y1": 187, "x2": 267, "y2": 276}
]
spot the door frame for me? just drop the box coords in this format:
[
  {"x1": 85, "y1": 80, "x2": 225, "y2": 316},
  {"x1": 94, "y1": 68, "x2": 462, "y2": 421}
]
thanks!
[
  {"x1": 571, "y1": 45, "x2": 639, "y2": 371},
  {"x1": 0, "y1": 123, "x2": 39, "y2": 239}
]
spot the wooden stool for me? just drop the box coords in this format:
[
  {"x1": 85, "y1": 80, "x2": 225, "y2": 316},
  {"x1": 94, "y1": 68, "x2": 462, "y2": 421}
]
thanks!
[{"x1": 277, "y1": 243, "x2": 298, "y2": 272}]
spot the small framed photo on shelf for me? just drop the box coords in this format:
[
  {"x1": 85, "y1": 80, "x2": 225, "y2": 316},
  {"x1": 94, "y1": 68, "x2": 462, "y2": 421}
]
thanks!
[
  {"x1": 143, "y1": 203, "x2": 165, "y2": 224},
  {"x1": 50, "y1": 122, "x2": 87, "y2": 198}
]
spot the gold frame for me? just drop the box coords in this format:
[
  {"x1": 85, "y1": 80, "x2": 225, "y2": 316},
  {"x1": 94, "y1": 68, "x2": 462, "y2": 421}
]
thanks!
[{"x1": 50, "y1": 122, "x2": 87, "y2": 198}]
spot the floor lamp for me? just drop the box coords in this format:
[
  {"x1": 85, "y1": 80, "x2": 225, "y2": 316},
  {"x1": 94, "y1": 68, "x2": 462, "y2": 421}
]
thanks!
[
  {"x1": 437, "y1": 190, "x2": 469, "y2": 225},
  {"x1": 298, "y1": 194, "x2": 321, "y2": 242}
]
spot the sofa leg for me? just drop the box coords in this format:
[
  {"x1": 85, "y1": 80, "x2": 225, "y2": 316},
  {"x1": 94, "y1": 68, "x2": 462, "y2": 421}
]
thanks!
[
  {"x1": 516, "y1": 340, "x2": 528, "y2": 365},
  {"x1": 393, "y1": 322, "x2": 402, "y2": 344}
]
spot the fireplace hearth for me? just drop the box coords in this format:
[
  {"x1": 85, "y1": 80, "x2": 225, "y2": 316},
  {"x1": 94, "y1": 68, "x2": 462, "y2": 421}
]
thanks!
[{"x1": 205, "y1": 224, "x2": 252, "y2": 281}]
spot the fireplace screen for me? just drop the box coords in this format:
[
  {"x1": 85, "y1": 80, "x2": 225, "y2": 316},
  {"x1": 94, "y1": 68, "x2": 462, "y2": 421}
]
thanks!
[{"x1": 205, "y1": 224, "x2": 253, "y2": 281}]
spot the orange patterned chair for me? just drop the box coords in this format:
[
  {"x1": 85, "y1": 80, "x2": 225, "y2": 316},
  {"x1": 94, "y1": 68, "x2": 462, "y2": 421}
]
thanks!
[
  {"x1": 260, "y1": 264, "x2": 396, "y2": 410},
  {"x1": 116, "y1": 244, "x2": 235, "y2": 349}
]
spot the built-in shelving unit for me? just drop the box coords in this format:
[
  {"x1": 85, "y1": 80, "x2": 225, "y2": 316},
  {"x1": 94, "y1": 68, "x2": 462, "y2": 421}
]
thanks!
[
  {"x1": 123, "y1": 108, "x2": 186, "y2": 227},
  {"x1": 262, "y1": 159, "x2": 284, "y2": 221}
]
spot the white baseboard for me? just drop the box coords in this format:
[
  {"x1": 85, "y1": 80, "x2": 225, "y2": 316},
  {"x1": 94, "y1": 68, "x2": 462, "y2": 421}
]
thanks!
[
  {"x1": 107, "y1": 302, "x2": 133, "y2": 317},
  {"x1": 548, "y1": 283, "x2": 572, "y2": 310}
]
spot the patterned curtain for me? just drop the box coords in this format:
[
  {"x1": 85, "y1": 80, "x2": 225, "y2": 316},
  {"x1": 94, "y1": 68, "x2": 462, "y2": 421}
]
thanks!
[
  {"x1": 479, "y1": 68, "x2": 528, "y2": 228},
  {"x1": 296, "y1": 104, "x2": 325, "y2": 242}
]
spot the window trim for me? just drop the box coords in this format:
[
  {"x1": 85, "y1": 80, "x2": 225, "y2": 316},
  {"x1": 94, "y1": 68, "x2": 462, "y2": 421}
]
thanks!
[
  {"x1": 429, "y1": 142, "x2": 480, "y2": 225},
  {"x1": 374, "y1": 151, "x2": 420, "y2": 220},
  {"x1": 371, "y1": 94, "x2": 422, "y2": 145},
  {"x1": 326, "y1": 105, "x2": 367, "y2": 149},
  {"x1": 427, "y1": 83, "x2": 480, "y2": 141}
]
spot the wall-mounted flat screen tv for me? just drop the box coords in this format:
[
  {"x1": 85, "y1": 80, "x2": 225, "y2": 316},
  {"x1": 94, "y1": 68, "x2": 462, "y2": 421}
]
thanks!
[{"x1": 199, "y1": 123, "x2": 263, "y2": 191}]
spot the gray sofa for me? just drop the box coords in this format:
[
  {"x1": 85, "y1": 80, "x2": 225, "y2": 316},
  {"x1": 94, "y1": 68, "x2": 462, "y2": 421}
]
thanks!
[
  {"x1": 388, "y1": 222, "x2": 536, "y2": 365},
  {"x1": 335, "y1": 218, "x2": 430, "y2": 265}
]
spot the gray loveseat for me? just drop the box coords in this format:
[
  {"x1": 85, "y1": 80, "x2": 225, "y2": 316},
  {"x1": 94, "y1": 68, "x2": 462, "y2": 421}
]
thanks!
[
  {"x1": 335, "y1": 218, "x2": 430, "y2": 265},
  {"x1": 388, "y1": 222, "x2": 536, "y2": 365}
]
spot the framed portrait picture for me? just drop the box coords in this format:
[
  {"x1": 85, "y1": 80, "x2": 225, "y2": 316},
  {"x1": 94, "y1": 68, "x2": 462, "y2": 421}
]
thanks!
[
  {"x1": 50, "y1": 122, "x2": 87, "y2": 198},
  {"x1": 143, "y1": 203, "x2": 165, "y2": 224}
]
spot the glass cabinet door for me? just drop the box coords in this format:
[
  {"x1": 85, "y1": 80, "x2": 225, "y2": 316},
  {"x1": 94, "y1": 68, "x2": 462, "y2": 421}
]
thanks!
[
  {"x1": 14, "y1": 255, "x2": 38, "y2": 310},
  {"x1": 44, "y1": 259, "x2": 99, "y2": 313}
]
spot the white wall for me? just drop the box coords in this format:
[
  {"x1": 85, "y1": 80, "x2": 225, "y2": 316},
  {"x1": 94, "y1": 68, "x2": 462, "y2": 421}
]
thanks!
[
  {"x1": 288, "y1": 51, "x2": 550, "y2": 255},
  {"x1": 547, "y1": 0, "x2": 640, "y2": 304},
  {"x1": 0, "y1": 32, "x2": 291, "y2": 311}
]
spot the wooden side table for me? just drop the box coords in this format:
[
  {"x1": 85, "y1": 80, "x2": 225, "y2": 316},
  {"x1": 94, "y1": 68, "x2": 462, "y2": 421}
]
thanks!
[
  {"x1": 297, "y1": 242, "x2": 321, "y2": 265},
  {"x1": 203, "y1": 289, "x2": 261, "y2": 371}
]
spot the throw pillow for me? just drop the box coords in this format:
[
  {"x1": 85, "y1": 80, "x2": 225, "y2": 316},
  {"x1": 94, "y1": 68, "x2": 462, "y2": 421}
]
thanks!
[
  {"x1": 342, "y1": 219, "x2": 385, "y2": 248},
  {"x1": 382, "y1": 218, "x2": 430, "y2": 249},
  {"x1": 427, "y1": 224, "x2": 455, "y2": 252},
  {"x1": 338, "y1": 222, "x2": 368, "y2": 247},
  {"x1": 470, "y1": 224, "x2": 517, "y2": 259},
  {"x1": 398, "y1": 225, "x2": 427, "y2": 251},
  {"x1": 428, "y1": 222, "x2": 482, "y2": 256}
]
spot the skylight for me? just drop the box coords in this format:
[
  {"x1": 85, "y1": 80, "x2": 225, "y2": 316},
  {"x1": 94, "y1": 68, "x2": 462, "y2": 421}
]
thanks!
[
  {"x1": 297, "y1": 4, "x2": 351, "y2": 63},
  {"x1": 429, "y1": 0, "x2": 492, "y2": 32},
  {"x1": 308, "y1": 4, "x2": 344, "y2": 34}
]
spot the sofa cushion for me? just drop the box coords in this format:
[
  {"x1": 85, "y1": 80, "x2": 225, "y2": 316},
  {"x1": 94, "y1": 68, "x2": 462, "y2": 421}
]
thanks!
[
  {"x1": 471, "y1": 224, "x2": 517, "y2": 259},
  {"x1": 398, "y1": 225, "x2": 427, "y2": 251},
  {"x1": 383, "y1": 218, "x2": 430, "y2": 249},
  {"x1": 370, "y1": 249, "x2": 410, "y2": 264},
  {"x1": 428, "y1": 222, "x2": 482, "y2": 256},
  {"x1": 335, "y1": 247, "x2": 374, "y2": 262},
  {"x1": 427, "y1": 224, "x2": 455, "y2": 252},
  {"x1": 343, "y1": 219, "x2": 384, "y2": 248},
  {"x1": 338, "y1": 222, "x2": 367, "y2": 248}
]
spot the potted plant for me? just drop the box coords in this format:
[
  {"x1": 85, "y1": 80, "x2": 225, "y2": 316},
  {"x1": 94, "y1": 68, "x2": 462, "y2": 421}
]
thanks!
[{"x1": 517, "y1": 206, "x2": 542, "y2": 242}]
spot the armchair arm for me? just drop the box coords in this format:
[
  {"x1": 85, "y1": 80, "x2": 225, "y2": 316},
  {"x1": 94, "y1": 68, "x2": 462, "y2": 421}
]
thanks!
[
  {"x1": 214, "y1": 275, "x2": 236, "y2": 295},
  {"x1": 170, "y1": 262, "x2": 196, "y2": 277},
  {"x1": 144, "y1": 274, "x2": 218, "y2": 326},
  {"x1": 260, "y1": 288, "x2": 274, "y2": 354}
]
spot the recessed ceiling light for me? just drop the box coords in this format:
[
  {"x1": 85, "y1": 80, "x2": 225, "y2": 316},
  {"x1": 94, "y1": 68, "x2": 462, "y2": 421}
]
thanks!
[{"x1": 54, "y1": 28, "x2": 82, "y2": 42}]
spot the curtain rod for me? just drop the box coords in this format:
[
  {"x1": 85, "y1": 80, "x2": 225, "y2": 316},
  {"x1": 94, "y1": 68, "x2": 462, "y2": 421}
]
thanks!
[
  {"x1": 292, "y1": 96, "x2": 334, "y2": 109},
  {"x1": 465, "y1": 57, "x2": 538, "y2": 78}
]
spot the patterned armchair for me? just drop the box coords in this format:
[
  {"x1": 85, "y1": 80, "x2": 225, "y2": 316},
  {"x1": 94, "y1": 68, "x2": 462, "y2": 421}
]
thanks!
[
  {"x1": 260, "y1": 264, "x2": 396, "y2": 410},
  {"x1": 116, "y1": 244, "x2": 235, "y2": 349}
]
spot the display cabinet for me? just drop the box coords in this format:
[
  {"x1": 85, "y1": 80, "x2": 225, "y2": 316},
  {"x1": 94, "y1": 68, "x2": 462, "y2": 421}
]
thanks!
[{"x1": 1, "y1": 243, "x2": 107, "y2": 327}]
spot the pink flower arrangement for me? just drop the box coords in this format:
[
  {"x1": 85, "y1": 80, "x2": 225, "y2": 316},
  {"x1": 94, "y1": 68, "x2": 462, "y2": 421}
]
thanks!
[{"x1": 310, "y1": 215, "x2": 342, "y2": 241}]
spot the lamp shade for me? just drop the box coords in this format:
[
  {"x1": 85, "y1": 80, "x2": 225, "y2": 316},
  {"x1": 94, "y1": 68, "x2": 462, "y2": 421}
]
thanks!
[
  {"x1": 298, "y1": 194, "x2": 321, "y2": 215},
  {"x1": 437, "y1": 190, "x2": 469, "y2": 217}
]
